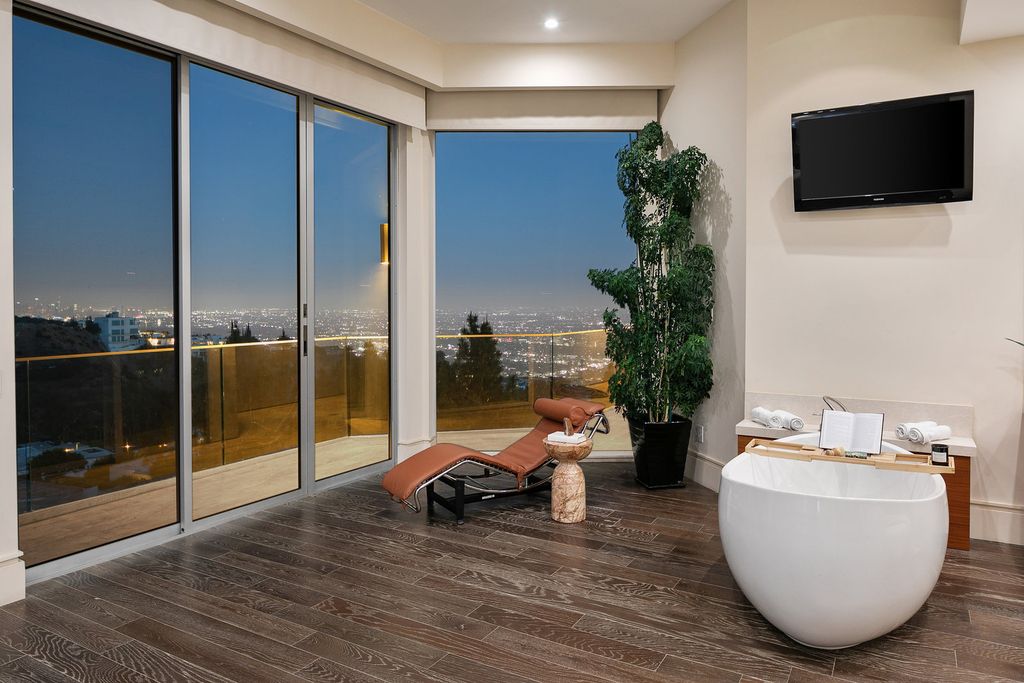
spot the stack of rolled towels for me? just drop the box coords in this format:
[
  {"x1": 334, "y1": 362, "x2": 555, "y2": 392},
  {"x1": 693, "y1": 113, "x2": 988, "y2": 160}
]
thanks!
[
  {"x1": 751, "y1": 406, "x2": 805, "y2": 431},
  {"x1": 895, "y1": 420, "x2": 952, "y2": 444}
]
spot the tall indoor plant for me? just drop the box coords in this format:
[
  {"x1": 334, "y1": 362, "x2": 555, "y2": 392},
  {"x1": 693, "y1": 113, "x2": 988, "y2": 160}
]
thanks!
[{"x1": 589, "y1": 121, "x2": 714, "y2": 488}]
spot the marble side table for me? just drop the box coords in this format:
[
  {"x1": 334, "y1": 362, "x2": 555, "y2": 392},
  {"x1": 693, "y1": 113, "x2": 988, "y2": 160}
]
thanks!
[{"x1": 544, "y1": 437, "x2": 593, "y2": 523}]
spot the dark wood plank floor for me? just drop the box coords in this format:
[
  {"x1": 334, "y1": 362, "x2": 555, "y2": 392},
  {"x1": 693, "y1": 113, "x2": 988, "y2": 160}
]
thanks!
[{"x1": 2, "y1": 463, "x2": 1023, "y2": 682}]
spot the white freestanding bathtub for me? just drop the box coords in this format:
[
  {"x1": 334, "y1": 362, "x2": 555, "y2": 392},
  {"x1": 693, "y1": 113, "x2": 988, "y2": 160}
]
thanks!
[{"x1": 719, "y1": 432, "x2": 948, "y2": 649}]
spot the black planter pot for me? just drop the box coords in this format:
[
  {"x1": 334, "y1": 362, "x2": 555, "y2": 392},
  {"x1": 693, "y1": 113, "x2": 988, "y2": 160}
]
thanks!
[{"x1": 626, "y1": 414, "x2": 691, "y2": 489}]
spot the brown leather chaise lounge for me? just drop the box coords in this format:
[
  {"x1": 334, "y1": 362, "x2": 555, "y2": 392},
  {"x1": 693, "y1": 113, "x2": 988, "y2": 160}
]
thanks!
[{"x1": 382, "y1": 397, "x2": 609, "y2": 523}]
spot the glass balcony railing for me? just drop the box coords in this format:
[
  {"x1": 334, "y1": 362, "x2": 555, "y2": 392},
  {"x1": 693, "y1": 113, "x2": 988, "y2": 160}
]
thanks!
[
  {"x1": 17, "y1": 328, "x2": 625, "y2": 507},
  {"x1": 435, "y1": 328, "x2": 630, "y2": 452}
]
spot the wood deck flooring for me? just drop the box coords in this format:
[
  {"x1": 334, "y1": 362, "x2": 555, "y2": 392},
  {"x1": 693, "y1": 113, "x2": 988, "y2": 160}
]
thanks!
[{"x1": 2, "y1": 462, "x2": 1023, "y2": 682}]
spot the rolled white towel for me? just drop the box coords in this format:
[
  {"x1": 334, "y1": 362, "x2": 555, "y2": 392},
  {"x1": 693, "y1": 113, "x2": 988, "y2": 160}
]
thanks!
[
  {"x1": 895, "y1": 420, "x2": 937, "y2": 440},
  {"x1": 908, "y1": 424, "x2": 951, "y2": 444},
  {"x1": 773, "y1": 410, "x2": 805, "y2": 431},
  {"x1": 751, "y1": 406, "x2": 783, "y2": 429}
]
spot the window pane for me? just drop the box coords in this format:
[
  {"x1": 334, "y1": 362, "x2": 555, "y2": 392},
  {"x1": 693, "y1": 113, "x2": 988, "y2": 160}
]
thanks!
[
  {"x1": 189, "y1": 64, "x2": 299, "y2": 518},
  {"x1": 435, "y1": 132, "x2": 635, "y2": 452},
  {"x1": 13, "y1": 16, "x2": 177, "y2": 565},
  {"x1": 313, "y1": 105, "x2": 390, "y2": 479}
]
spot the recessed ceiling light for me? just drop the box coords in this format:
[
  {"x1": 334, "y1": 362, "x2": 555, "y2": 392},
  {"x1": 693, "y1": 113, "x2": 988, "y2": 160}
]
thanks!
[{"x1": 544, "y1": 17, "x2": 559, "y2": 30}]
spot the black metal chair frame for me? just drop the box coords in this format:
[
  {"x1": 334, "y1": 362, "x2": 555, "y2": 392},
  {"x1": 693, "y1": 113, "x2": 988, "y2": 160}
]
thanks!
[{"x1": 408, "y1": 412, "x2": 610, "y2": 524}]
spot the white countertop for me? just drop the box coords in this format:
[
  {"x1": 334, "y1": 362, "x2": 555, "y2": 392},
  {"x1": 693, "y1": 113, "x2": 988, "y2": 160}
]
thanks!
[{"x1": 735, "y1": 419, "x2": 978, "y2": 457}]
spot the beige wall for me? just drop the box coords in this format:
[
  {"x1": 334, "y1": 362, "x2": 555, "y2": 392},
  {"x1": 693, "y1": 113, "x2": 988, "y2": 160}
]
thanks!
[
  {"x1": 36, "y1": 0, "x2": 426, "y2": 128},
  {"x1": 659, "y1": 0, "x2": 748, "y2": 491},
  {"x1": 427, "y1": 90, "x2": 658, "y2": 131},
  {"x1": 746, "y1": 0, "x2": 1024, "y2": 543},
  {"x1": 441, "y1": 43, "x2": 674, "y2": 90}
]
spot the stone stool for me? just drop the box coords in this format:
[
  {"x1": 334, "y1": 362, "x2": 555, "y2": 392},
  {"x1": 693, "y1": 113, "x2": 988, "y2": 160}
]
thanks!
[{"x1": 544, "y1": 437, "x2": 593, "y2": 523}]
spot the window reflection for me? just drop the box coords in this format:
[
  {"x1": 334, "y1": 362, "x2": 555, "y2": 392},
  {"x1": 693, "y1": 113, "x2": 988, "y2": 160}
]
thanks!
[
  {"x1": 13, "y1": 16, "x2": 178, "y2": 566},
  {"x1": 313, "y1": 104, "x2": 391, "y2": 479},
  {"x1": 189, "y1": 64, "x2": 299, "y2": 517}
]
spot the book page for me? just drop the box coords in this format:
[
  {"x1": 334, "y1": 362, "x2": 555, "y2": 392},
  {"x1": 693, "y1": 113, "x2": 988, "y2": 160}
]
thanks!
[
  {"x1": 818, "y1": 410, "x2": 855, "y2": 450},
  {"x1": 851, "y1": 412, "x2": 884, "y2": 454}
]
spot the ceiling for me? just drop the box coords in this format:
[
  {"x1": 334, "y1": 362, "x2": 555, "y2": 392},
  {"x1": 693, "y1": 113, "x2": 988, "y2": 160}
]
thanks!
[
  {"x1": 355, "y1": 0, "x2": 732, "y2": 44},
  {"x1": 959, "y1": 0, "x2": 1024, "y2": 44}
]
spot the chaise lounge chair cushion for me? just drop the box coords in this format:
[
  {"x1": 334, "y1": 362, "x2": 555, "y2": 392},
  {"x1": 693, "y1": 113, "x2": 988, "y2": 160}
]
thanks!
[{"x1": 382, "y1": 397, "x2": 605, "y2": 504}]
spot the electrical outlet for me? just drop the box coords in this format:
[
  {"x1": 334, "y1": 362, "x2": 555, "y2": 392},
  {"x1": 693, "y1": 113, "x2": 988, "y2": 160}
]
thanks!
[{"x1": 696, "y1": 424, "x2": 705, "y2": 444}]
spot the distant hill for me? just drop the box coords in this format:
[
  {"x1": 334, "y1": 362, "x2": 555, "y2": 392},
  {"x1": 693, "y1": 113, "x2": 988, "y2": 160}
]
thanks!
[{"x1": 15, "y1": 317, "x2": 107, "y2": 358}]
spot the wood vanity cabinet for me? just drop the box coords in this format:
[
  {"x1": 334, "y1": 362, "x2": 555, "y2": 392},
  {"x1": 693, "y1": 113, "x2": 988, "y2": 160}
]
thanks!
[{"x1": 736, "y1": 435, "x2": 970, "y2": 550}]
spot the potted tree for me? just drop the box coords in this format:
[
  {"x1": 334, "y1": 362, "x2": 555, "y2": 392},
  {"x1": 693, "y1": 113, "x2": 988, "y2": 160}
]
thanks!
[{"x1": 588, "y1": 122, "x2": 714, "y2": 488}]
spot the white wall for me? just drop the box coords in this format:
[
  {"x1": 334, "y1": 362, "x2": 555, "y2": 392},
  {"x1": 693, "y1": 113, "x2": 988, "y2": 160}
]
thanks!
[
  {"x1": 0, "y1": 0, "x2": 24, "y2": 603},
  {"x1": 658, "y1": 0, "x2": 747, "y2": 491},
  {"x1": 745, "y1": 0, "x2": 1024, "y2": 544}
]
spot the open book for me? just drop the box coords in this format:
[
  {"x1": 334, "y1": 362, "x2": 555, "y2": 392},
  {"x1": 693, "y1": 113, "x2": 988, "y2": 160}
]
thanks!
[{"x1": 818, "y1": 410, "x2": 884, "y2": 454}]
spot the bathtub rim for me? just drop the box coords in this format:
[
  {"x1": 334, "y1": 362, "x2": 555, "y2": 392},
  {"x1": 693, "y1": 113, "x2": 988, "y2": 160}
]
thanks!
[{"x1": 721, "y1": 451, "x2": 947, "y2": 505}]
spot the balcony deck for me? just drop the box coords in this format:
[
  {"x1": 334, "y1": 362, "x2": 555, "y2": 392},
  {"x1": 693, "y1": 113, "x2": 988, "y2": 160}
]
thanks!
[
  {"x1": 17, "y1": 416, "x2": 628, "y2": 567},
  {"x1": 4, "y1": 462, "x2": 1023, "y2": 682}
]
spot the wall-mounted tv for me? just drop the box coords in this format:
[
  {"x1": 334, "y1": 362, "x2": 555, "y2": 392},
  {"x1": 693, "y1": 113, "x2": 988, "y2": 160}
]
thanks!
[{"x1": 791, "y1": 91, "x2": 973, "y2": 212}]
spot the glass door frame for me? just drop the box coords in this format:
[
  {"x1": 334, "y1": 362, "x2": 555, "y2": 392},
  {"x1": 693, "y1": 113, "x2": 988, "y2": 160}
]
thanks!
[
  {"x1": 21, "y1": 26, "x2": 396, "y2": 580},
  {"x1": 301, "y1": 99, "x2": 394, "y2": 490},
  {"x1": 178, "y1": 57, "x2": 396, "y2": 538}
]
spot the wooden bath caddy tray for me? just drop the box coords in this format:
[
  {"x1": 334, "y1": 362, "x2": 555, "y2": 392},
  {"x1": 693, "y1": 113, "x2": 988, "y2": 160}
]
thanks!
[{"x1": 744, "y1": 438, "x2": 955, "y2": 474}]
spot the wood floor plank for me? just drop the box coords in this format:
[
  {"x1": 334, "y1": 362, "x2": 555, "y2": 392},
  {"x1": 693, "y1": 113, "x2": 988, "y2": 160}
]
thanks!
[
  {"x1": 574, "y1": 612, "x2": 814, "y2": 682},
  {"x1": 86, "y1": 562, "x2": 310, "y2": 645},
  {"x1": 315, "y1": 593, "x2": 497, "y2": 642},
  {"x1": 2, "y1": 596, "x2": 131, "y2": 654},
  {"x1": 483, "y1": 625, "x2": 728, "y2": 683},
  {"x1": 294, "y1": 657, "x2": 393, "y2": 683},
  {"x1": 226, "y1": 514, "x2": 440, "y2": 583},
  {"x1": 58, "y1": 570, "x2": 316, "y2": 673},
  {"x1": 27, "y1": 583, "x2": 140, "y2": 634},
  {"x1": 8, "y1": 463, "x2": 1023, "y2": 683},
  {"x1": 468, "y1": 603, "x2": 665, "y2": 670},
  {"x1": 140, "y1": 545, "x2": 269, "y2": 588},
  {"x1": 104, "y1": 640, "x2": 235, "y2": 683},
  {"x1": 111, "y1": 555, "x2": 291, "y2": 615},
  {"x1": 0, "y1": 656, "x2": 79, "y2": 683},
  {"x1": 117, "y1": 617, "x2": 308, "y2": 683},
  {"x1": 0, "y1": 622, "x2": 151, "y2": 683},
  {"x1": 413, "y1": 574, "x2": 584, "y2": 627},
  {"x1": 428, "y1": 653, "x2": 539, "y2": 683},
  {"x1": 276, "y1": 603, "x2": 447, "y2": 670},
  {"x1": 293, "y1": 631, "x2": 454, "y2": 683}
]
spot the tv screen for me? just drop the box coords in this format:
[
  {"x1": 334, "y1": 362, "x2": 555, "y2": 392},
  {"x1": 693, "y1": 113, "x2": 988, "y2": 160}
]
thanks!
[{"x1": 792, "y1": 91, "x2": 973, "y2": 211}]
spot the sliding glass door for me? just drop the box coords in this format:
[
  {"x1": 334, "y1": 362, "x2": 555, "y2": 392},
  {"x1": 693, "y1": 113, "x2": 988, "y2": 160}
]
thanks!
[
  {"x1": 12, "y1": 16, "x2": 178, "y2": 565},
  {"x1": 189, "y1": 64, "x2": 301, "y2": 518},
  {"x1": 312, "y1": 104, "x2": 391, "y2": 480},
  {"x1": 12, "y1": 11, "x2": 393, "y2": 569}
]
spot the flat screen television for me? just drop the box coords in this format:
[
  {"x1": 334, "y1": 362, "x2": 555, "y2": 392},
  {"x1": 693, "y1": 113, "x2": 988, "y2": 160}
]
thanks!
[{"x1": 791, "y1": 91, "x2": 973, "y2": 211}]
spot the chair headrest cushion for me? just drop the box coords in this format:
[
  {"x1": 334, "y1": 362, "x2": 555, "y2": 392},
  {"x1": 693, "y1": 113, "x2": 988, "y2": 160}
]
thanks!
[{"x1": 533, "y1": 398, "x2": 604, "y2": 429}]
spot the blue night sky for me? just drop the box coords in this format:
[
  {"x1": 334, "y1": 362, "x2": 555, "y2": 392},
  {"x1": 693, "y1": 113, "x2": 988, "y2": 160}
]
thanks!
[
  {"x1": 313, "y1": 105, "x2": 390, "y2": 324},
  {"x1": 13, "y1": 16, "x2": 174, "y2": 314},
  {"x1": 435, "y1": 132, "x2": 635, "y2": 322},
  {"x1": 14, "y1": 16, "x2": 635, "y2": 329},
  {"x1": 189, "y1": 63, "x2": 298, "y2": 314}
]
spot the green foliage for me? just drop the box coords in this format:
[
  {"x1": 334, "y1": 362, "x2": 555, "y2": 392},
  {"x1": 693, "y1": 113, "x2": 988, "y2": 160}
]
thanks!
[
  {"x1": 29, "y1": 448, "x2": 87, "y2": 477},
  {"x1": 589, "y1": 121, "x2": 714, "y2": 422},
  {"x1": 436, "y1": 312, "x2": 520, "y2": 408},
  {"x1": 227, "y1": 320, "x2": 258, "y2": 344}
]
